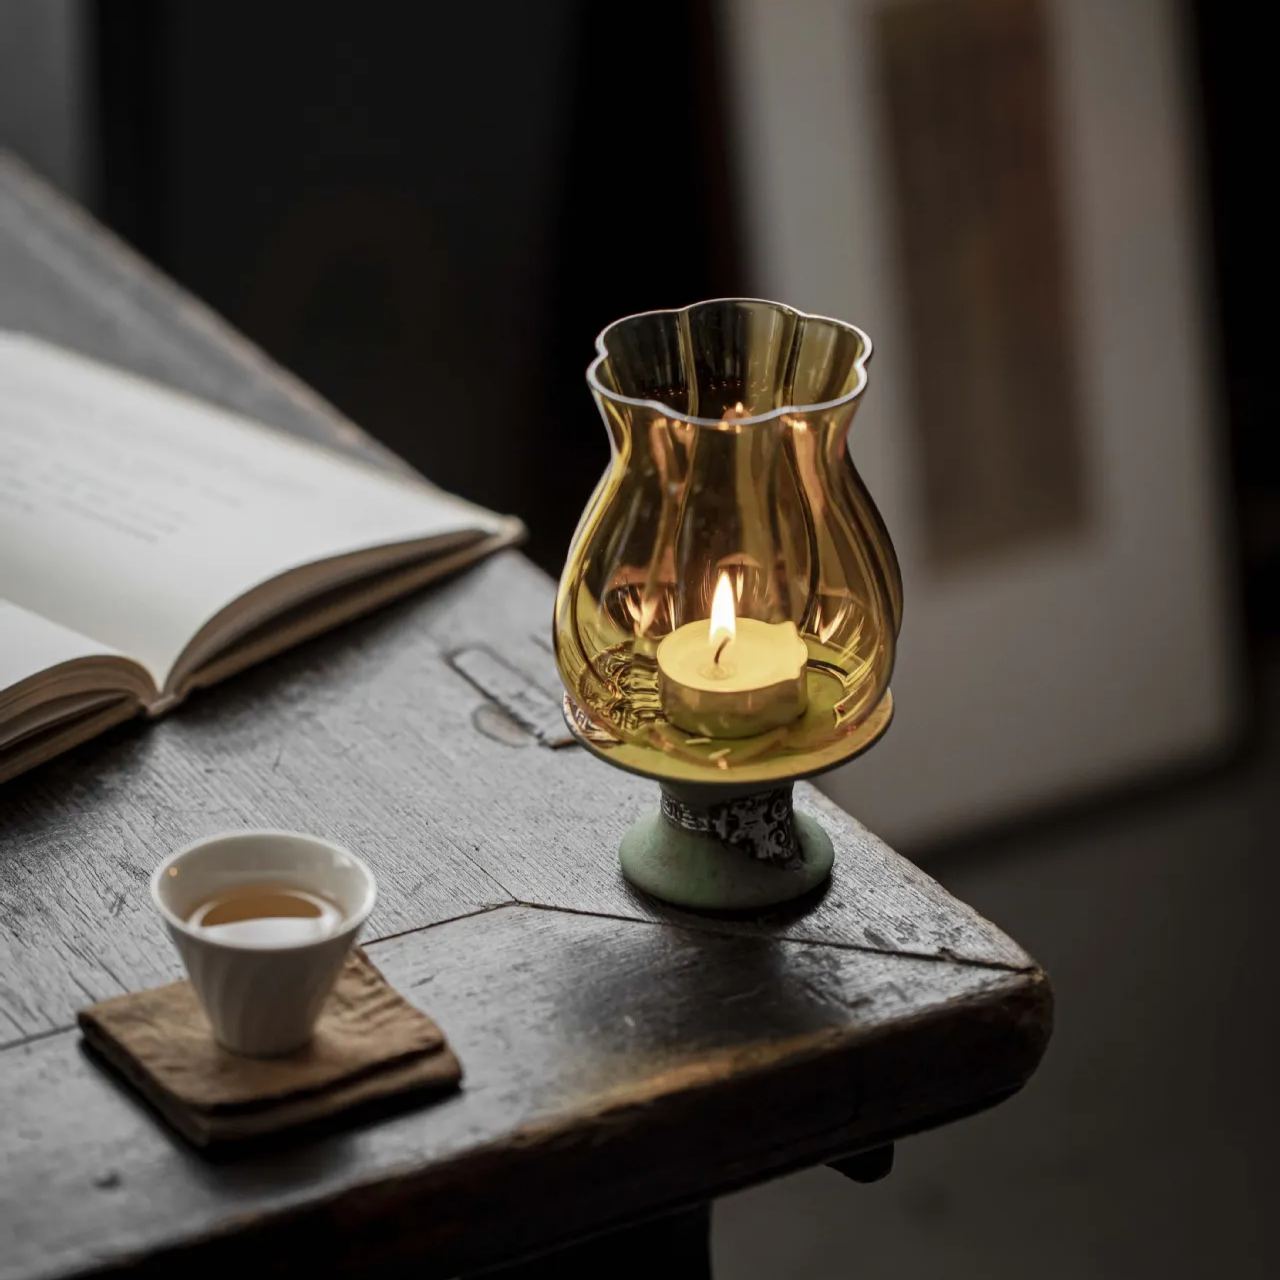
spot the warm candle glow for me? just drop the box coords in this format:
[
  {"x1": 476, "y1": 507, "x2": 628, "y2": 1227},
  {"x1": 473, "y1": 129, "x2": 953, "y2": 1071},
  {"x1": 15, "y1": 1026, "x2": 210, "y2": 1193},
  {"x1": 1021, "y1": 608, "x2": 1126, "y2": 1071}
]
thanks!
[
  {"x1": 656, "y1": 571, "x2": 809, "y2": 739},
  {"x1": 710, "y1": 572, "x2": 737, "y2": 653},
  {"x1": 556, "y1": 298, "x2": 897, "y2": 787}
]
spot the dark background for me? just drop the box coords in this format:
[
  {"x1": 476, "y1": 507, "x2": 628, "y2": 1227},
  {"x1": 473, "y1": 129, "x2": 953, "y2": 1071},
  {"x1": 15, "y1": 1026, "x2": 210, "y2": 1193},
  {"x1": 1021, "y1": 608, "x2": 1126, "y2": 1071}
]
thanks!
[
  {"x1": 81, "y1": 1, "x2": 1275, "y2": 643},
  {"x1": 1191, "y1": 0, "x2": 1275, "y2": 645},
  {"x1": 92, "y1": 0, "x2": 745, "y2": 572}
]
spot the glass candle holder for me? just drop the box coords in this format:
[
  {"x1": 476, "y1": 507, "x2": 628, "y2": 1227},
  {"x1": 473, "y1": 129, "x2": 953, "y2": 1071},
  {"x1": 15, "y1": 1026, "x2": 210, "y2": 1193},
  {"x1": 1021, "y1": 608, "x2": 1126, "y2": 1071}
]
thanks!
[{"x1": 555, "y1": 299, "x2": 901, "y2": 909}]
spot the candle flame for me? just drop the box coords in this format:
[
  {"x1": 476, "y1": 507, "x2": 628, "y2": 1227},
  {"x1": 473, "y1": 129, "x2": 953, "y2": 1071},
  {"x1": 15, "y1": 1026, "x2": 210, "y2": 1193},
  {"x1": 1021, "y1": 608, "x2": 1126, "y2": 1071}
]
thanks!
[{"x1": 710, "y1": 571, "x2": 737, "y2": 646}]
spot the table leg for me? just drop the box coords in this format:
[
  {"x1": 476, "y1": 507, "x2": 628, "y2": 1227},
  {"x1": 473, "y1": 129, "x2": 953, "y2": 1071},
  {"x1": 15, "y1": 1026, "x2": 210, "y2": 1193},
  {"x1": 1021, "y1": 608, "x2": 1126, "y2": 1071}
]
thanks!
[{"x1": 828, "y1": 1142, "x2": 895, "y2": 1183}]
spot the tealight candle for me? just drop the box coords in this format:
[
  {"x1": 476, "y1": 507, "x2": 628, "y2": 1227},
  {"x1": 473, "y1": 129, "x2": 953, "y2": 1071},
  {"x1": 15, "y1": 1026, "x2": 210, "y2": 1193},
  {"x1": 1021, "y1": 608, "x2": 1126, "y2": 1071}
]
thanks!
[{"x1": 657, "y1": 573, "x2": 809, "y2": 739}]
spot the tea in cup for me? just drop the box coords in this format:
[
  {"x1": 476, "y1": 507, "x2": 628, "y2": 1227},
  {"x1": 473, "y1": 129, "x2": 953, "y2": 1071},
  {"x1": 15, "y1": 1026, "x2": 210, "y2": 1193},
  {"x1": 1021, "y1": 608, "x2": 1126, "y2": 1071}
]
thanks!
[{"x1": 150, "y1": 830, "x2": 376, "y2": 1056}]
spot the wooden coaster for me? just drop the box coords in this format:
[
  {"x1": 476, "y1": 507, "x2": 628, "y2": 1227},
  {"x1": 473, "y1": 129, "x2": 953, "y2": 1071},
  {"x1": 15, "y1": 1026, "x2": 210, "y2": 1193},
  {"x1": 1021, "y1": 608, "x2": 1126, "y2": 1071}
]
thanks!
[{"x1": 78, "y1": 949, "x2": 461, "y2": 1148}]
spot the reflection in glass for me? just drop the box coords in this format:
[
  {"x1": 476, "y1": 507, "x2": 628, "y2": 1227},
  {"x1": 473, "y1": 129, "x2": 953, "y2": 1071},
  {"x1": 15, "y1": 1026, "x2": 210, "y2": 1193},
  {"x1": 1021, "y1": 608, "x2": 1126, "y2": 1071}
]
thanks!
[{"x1": 555, "y1": 299, "x2": 902, "y2": 787}]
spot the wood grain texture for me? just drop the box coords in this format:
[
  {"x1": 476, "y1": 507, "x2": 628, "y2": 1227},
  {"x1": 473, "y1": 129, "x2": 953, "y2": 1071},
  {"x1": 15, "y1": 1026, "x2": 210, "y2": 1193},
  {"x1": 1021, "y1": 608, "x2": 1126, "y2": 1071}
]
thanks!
[
  {"x1": 0, "y1": 152, "x2": 1051, "y2": 1278},
  {"x1": 0, "y1": 559, "x2": 1029, "y2": 1043},
  {"x1": 2, "y1": 906, "x2": 1049, "y2": 1280}
]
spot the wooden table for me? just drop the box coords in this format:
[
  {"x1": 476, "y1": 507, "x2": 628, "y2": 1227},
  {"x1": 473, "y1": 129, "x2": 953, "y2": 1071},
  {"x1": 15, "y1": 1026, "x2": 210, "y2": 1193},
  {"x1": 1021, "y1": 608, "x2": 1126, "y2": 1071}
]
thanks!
[{"x1": 0, "y1": 153, "x2": 1051, "y2": 1279}]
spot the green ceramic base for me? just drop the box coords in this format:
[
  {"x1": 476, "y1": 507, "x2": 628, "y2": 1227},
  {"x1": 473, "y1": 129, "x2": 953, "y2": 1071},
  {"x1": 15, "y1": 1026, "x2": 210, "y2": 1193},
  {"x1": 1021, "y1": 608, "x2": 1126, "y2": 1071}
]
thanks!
[{"x1": 619, "y1": 809, "x2": 834, "y2": 911}]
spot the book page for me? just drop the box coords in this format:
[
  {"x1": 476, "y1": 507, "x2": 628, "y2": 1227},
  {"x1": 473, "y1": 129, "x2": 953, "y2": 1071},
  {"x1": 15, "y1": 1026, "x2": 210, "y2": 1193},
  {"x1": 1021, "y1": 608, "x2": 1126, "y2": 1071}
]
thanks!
[
  {"x1": 0, "y1": 598, "x2": 152, "y2": 744},
  {"x1": 0, "y1": 601, "x2": 123, "y2": 694},
  {"x1": 0, "y1": 333, "x2": 515, "y2": 689}
]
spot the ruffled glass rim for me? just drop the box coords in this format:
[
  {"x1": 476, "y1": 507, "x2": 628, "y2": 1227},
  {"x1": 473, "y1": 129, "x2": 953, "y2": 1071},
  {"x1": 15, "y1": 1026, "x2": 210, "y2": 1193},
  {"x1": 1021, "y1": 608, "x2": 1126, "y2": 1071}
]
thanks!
[{"x1": 586, "y1": 296, "x2": 874, "y2": 428}]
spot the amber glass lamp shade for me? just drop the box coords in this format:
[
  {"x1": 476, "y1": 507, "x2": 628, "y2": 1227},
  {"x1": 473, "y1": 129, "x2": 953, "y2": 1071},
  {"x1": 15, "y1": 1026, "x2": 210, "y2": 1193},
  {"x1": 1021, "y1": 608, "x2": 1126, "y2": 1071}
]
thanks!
[
  {"x1": 555, "y1": 299, "x2": 901, "y2": 788},
  {"x1": 554, "y1": 299, "x2": 901, "y2": 910}
]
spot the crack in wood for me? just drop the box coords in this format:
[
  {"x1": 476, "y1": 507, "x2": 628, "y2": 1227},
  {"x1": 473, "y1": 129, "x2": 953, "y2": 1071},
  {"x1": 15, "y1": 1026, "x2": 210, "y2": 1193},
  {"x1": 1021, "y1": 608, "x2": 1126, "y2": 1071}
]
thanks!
[
  {"x1": 366, "y1": 901, "x2": 515, "y2": 947},
  {"x1": 0, "y1": 903, "x2": 522, "y2": 1055},
  {"x1": 0, "y1": 1022, "x2": 75, "y2": 1054},
  {"x1": 0, "y1": 895, "x2": 1033, "y2": 1058},
  {"x1": 506, "y1": 899, "x2": 1040, "y2": 974}
]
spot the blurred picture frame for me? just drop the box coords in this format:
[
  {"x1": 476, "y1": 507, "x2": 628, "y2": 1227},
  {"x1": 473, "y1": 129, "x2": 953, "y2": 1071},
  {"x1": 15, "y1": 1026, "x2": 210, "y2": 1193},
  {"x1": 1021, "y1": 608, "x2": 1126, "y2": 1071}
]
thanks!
[{"x1": 722, "y1": 0, "x2": 1241, "y2": 848}]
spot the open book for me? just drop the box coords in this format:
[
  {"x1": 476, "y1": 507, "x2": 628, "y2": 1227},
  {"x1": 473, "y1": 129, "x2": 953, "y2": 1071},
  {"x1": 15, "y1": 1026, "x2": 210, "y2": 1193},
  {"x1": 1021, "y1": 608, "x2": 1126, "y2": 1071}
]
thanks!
[{"x1": 0, "y1": 333, "x2": 523, "y2": 784}]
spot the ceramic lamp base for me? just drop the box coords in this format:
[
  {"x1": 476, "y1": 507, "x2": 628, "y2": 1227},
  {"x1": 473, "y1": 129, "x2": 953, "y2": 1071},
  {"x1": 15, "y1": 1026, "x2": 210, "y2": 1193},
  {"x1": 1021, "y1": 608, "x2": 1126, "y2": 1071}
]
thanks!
[{"x1": 619, "y1": 783, "x2": 834, "y2": 911}]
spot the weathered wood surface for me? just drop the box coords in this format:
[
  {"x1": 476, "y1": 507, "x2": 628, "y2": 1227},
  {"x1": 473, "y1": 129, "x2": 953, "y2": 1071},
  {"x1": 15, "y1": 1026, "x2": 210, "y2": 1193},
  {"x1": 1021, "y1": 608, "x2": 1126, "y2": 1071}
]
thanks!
[
  {"x1": 5, "y1": 908, "x2": 1046, "y2": 1280},
  {"x1": 0, "y1": 152, "x2": 1051, "y2": 1279}
]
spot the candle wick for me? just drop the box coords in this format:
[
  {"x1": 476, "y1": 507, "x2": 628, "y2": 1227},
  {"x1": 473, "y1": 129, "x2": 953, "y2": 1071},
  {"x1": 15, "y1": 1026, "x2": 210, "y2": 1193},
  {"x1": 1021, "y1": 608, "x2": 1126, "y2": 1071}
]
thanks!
[{"x1": 714, "y1": 635, "x2": 730, "y2": 666}]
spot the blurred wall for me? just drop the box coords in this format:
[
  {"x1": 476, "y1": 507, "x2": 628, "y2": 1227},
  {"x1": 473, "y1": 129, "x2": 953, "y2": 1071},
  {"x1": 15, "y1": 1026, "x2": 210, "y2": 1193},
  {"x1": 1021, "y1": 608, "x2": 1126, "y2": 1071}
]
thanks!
[
  {"x1": 0, "y1": 0, "x2": 88, "y2": 200},
  {"x1": 723, "y1": 0, "x2": 1240, "y2": 848}
]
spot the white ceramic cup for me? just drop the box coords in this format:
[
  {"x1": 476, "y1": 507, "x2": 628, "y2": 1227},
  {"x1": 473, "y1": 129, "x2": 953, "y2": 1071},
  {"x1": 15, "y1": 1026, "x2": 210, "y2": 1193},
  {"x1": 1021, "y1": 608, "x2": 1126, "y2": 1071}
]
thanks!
[{"x1": 150, "y1": 830, "x2": 377, "y2": 1057}]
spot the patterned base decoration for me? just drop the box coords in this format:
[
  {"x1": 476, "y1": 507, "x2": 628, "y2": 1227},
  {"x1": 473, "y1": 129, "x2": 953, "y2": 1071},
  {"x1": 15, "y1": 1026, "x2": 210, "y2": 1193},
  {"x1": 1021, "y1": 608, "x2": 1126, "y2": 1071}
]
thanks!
[{"x1": 659, "y1": 785, "x2": 801, "y2": 867}]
